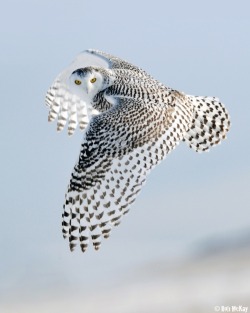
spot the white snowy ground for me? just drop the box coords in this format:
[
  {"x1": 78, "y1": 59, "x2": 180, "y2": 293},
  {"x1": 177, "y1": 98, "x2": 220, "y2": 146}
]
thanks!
[{"x1": 2, "y1": 237, "x2": 250, "y2": 313}]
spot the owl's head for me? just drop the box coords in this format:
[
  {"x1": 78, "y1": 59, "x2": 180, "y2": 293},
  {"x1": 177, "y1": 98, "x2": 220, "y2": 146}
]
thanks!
[{"x1": 69, "y1": 66, "x2": 114, "y2": 101}]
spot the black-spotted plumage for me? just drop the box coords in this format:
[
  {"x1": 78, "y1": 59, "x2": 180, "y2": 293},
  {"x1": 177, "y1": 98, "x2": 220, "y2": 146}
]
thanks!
[{"x1": 45, "y1": 49, "x2": 230, "y2": 252}]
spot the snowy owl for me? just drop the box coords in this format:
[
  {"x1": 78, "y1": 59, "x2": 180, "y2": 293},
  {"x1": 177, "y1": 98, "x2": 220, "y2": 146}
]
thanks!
[{"x1": 45, "y1": 49, "x2": 230, "y2": 252}]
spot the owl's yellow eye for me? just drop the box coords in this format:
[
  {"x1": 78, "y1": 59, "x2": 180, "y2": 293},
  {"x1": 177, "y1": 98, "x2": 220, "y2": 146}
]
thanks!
[
  {"x1": 74, "y1": 79, "x2": 82, "y2": 85},
  {"x1": 90, "y1": 77, "x2": 97, "y2": 83}
]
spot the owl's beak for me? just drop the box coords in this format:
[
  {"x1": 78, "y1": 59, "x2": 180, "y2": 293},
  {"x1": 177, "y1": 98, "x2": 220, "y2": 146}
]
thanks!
[{"x1": 84, "y1": 85, "x2": 89, "y2": 94}]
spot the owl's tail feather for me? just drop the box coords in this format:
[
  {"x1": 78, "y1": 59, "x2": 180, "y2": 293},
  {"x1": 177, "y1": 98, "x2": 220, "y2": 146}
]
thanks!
[{"x1": 183, "y1": 95, "x2": 230, "y2": 152}]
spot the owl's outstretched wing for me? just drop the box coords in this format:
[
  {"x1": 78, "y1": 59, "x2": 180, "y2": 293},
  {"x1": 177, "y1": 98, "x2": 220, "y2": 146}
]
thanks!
[
  {"x1": 86, "y1": 49, "x2": 147, "y2": 73},
  {"x1": 45, "y1": 49, "x2": 148, "y2": 135},
  {"x1": 62, "y1": 95, "x2": 193, "y2": 252}
]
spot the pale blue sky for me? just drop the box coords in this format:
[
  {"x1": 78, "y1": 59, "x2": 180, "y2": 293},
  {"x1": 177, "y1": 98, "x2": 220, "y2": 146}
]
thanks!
[{"x1": 0, "y1": 0, "x2": 250, "y2": 303}]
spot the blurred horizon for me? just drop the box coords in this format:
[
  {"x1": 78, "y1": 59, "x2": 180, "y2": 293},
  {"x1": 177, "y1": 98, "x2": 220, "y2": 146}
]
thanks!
[{"x1": 2, "y1": 229, "x2": 250, "y2": 312}]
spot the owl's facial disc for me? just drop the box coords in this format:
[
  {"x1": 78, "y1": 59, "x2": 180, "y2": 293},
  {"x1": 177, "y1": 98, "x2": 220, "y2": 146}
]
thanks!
[{"x1": 69, "y1": 67, "x2": 104, "y2": 100}]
